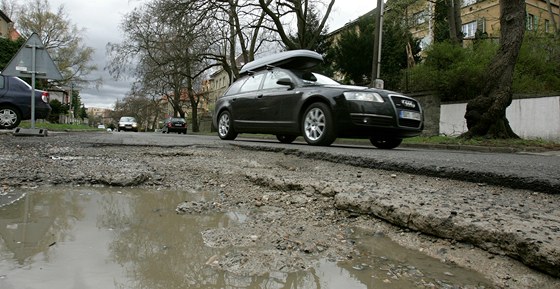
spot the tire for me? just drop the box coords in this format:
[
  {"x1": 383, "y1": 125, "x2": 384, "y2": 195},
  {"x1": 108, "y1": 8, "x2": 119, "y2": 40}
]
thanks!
[
  {"x1": 301, "y1": 102, "x2": 336, "y2": 146},
  {"x1": 370, "y1": 138, "x2": 402, "y2": 149},
  {"x1": 0, "y1": 106, "x2": 22, "y2": 129},
  {"x1": 218, "y1": 111, "x2": 238, "y2": 140},
  {"x1": 276, "y1": 135, "x2": 297, "y2": 144}
]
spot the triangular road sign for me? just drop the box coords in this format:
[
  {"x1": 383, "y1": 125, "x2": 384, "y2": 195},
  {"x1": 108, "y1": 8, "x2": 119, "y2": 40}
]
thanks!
[{"x1": 2, "y1": 33, "x2": 63, "y2": 80}]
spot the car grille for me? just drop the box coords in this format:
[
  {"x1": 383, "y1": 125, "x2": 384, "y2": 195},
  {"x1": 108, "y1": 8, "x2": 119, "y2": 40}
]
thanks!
[
  {"x1": 391, "y1": 96, "x2": 421, "y2": 112},
  {"x1": 389, "y1": 95, "x2": 422, "y2": 129}
]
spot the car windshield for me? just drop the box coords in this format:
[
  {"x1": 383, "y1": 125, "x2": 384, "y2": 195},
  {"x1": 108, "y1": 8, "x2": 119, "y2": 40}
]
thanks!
[
  {"x1": 120, "y1": 117, "x2": 136, "y2": 122},
  {"x1": 293, "y1": 71, "x2": 339, "y2": 86}
]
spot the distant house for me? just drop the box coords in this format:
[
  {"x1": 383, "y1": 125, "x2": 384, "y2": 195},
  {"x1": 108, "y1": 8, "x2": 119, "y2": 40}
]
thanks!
[
  {"x1": 404, "y1": 0, "x2": 559, "y2": 48},
  {"x1": 0, "y1": 10, "x2": 20, "y2": 40}
]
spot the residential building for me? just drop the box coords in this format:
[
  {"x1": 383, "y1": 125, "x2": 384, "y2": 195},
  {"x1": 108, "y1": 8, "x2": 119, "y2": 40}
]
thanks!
[
  {"x1": 405, "y1": 0, "x2": 559, "y2": 48},
  {"x1": 0, "y1": 10, "x2": 20, "y2": 40}
]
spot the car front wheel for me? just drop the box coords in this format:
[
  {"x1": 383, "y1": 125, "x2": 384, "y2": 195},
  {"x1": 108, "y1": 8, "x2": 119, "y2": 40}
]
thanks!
[
  {"x1": 218, "y1": 111, "x2": 238, "y2": 140},
  {"x1": 0, "y1": 106, "x2": 21, "y2": 129},
  {"x1": 370, "y1": 138, "x2": 402, "y2": 149},
  {"x1": 301, "y1": 102, "x2": 336, "y2": 146}
]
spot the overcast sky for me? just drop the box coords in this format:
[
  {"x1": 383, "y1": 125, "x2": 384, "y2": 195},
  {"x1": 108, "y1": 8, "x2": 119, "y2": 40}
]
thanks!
[{"x1": 47, "y1": 0, "x2": 378, "y2": 109}]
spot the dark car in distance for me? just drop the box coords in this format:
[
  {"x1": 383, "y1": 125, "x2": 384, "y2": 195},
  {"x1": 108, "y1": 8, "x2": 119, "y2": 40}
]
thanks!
[
  {"x1": 161, "y1": 117, "x2": 187, "y2": 134},
  {"x1": 212, "y1": 50, "x2": 423, "y2": 149},
  {"x1": 0, "y1": 74, "x2": 52, "y2": 129}
]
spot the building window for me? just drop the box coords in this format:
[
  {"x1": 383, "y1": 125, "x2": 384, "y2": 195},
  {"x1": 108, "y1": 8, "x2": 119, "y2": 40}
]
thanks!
[
  {"x1": 527, "y1": 14, "x2": 534, "y2": 31},
  {"x1": 462, "y1": 21, "x2": 477, "y2": 38},
  {"x1": 545, "y1": 19, "x2": 550, "y2": 33},
  {"x1": 413, "y1": 10, "x2": 427, "y2": 25},
  {"x1": 462, "y1": 0, "x2": 477, "y2": 7}
]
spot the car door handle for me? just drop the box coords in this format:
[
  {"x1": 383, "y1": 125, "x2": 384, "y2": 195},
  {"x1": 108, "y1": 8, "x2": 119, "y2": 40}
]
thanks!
[
  {"x1": 231, "y1": 98, "x2": 236, "y2": 102},
  {"x1": 257, "y1": 94, "x2": 263, "y2": 99}
]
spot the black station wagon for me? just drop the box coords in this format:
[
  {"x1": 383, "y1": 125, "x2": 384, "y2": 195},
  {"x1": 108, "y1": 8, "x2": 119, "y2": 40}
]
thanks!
[{"x1": 212, "y1": 50, "x2": 423, "y2": 149}]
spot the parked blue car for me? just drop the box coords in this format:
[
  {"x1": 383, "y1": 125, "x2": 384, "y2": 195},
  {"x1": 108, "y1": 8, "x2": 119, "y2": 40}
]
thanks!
[{"x1": 0, "y1": 74, "x2": 52, "y2": 129}]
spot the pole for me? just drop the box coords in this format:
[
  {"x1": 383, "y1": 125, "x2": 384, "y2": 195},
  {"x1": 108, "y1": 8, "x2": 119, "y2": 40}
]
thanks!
[
  {"x1": 30, "y1": 44, "x2": 37, "y2": 129},
  {"x1": 371, "y1": 0, "x2": 385, "y2": 88}
]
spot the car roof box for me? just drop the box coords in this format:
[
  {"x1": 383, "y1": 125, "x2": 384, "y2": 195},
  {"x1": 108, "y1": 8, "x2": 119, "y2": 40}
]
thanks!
[{"x1": 239, "y1": 50, "x2": 323, "y2": 75}]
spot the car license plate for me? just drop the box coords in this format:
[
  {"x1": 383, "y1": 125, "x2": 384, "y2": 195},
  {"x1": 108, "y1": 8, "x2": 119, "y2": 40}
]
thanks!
[
  {"x1": 174, "y1": 124, "x2": 182, "y2": 126},
  {"x1": 399, "y1": 110, "x2": 421, "y2": 121}
]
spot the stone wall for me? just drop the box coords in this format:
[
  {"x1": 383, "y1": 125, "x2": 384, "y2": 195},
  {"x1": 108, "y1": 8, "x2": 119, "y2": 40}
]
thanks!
[{"x1": 409, "y1": 92, "x2": 440, "y2": 136}]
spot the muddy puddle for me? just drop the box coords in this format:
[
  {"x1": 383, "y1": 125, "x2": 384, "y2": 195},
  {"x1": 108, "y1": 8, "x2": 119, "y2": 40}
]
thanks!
[{"x1": 0, "y1": 187, "x2": 493, "y2": 288}]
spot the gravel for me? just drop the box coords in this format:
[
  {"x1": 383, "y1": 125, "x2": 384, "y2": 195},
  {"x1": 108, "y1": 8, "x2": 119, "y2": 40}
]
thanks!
[{"x1": 0, "y1": 131, "x2": 558, "y2": 288}]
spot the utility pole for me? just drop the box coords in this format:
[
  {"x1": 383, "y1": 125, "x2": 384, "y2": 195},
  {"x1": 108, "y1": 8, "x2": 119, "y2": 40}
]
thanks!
[{"x1": 371, "y1": 0, "x2": 385, "y2": 89}]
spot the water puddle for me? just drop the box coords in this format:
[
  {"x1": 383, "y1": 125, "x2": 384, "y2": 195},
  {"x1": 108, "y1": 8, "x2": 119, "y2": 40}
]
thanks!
[{"x1": 0, "y1": 187, "x2": 493, "y2": 288}]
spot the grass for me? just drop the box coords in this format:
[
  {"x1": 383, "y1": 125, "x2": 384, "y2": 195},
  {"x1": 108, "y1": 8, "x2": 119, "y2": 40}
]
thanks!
[
  {"x1": 18, "y1": 121, "x2": 100, "y2": 131},
  {"x1": 403, "y1": 135, "x2": 560, "y2": 150}
]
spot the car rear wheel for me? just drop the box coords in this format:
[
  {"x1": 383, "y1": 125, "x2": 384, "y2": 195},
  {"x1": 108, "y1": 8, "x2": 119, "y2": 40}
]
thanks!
[
  {"x1": 218, "y1": 111, "x2": 238, "y2": 140},
  {"x1": 301, "y1": 102, "x2": 336, "y2": 146},
  {"x1": 370, "y1": 137, "x2": 402, "y2": 149},
  {"x1": 0, "y1": 106, "x2": 21, "y2": 129},
  {"x1": 276, "y1": 135, "x2": 297, "y2": 144}
]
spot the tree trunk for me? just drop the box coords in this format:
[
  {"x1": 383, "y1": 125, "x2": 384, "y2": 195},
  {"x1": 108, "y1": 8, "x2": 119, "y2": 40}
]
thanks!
[{"x1": 462, "y1": 0, "x2": 525, "y2": 139}]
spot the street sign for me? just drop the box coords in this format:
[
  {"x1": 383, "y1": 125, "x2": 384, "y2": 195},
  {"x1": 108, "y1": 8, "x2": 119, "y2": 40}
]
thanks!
[
  {"x1": 2, "y1": 33, "x2": 62, "y2": 80},
  {"x1": 1, "y1": 33, "x2": 63, "y2": 133}
]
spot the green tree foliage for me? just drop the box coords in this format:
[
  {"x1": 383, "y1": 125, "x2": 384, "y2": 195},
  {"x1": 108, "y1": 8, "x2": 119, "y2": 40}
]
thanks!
[
  {"x1": 407, "y1": 34, "x2": 560, "y2": 101},
  {"x1": 70, "y1": 89, "x2": 85, "y2": 118},
  {"x1": 407, "y1": 41, "x2": 496, "y2": 101},
  {"x1": 46, "y1": 98, "x2": 69, "y2": 123},
  {"x1": 0, "y1": 37, "x2": 24, "y2": 70},
  {"x1": 327, "y1": 11, "x2": 420, "y2": 89}
]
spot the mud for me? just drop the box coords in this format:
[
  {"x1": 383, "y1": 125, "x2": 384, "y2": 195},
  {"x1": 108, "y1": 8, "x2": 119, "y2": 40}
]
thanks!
[{"x1": 0, "y1": 132, "x2": 559, "y2": 288}]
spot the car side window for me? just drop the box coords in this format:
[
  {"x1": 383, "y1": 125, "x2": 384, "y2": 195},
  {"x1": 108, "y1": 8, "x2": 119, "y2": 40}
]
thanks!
[
  {"x1": 224, "y1": 78, "x2": 246, "y2": 96},
  {"x1": 262, "y1": 70, "x2": 291, "y2": 90},
  {"x1": 238, "y1": 73, "x2": 265, "y2": 93}
]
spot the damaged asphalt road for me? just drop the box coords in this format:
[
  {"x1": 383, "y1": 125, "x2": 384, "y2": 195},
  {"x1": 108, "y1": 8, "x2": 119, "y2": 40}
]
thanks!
[{"x1": 0, "y1": 131, "x2": 559, "y2": 288}]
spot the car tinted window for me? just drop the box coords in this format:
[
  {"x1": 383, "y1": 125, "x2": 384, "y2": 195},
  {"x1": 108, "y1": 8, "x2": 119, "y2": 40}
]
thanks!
[
  {"x1": 224, "y1": 78, "x2": 246, "y2": 96},
  {"x1": 10, "y1": 77, "x2": 32, "y2": 91},
  {"x1": 238, "y1": 73, "x2": 265, "y2": 93},
  {"x1": 262, "y1": 70, "x2": 291, "y2": 90},
  {"x1": 292, "y1": 71, "x2": 339, "y2": 86}
]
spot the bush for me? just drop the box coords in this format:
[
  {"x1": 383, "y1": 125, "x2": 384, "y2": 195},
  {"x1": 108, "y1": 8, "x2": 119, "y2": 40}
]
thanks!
[
  {"x1": 405, "y1": 35, "x2": 560, "y2": 100},
  {"x1": 514, "y1": 33, "x2": 560, "y2": 94},
  {"x1": 405, "y1": 41, "x2": 496, "y2": 101}
]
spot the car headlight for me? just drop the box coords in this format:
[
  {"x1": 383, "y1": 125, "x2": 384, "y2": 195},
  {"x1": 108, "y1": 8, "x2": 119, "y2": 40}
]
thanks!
[
  {"x1": 343, "y1": 92, "x2": 384, "y2": 103},
  {"x1": 132, "y1": 123, "x2": 138, "y2": 127}
]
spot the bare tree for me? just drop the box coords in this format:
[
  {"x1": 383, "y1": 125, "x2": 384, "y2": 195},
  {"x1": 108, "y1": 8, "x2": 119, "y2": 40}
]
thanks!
[
  {"x1": 0, "y1": 0, "x2": 19, "y2": 18},
  {"x1": 205, "y1": 0, "x2": 276, "y2": 82},
  {"x1": 258, "y1": 0, "x2": 335, "y2": 50},
  {"x1": 14, "y1": 0, "x2": 97, "y2": 87},
  {"x1": 462, "y1": 0, "x2": 526, "y2": 139},
  {"x1": 107, "y1": 0, "x2": 217, "y2": 132}
]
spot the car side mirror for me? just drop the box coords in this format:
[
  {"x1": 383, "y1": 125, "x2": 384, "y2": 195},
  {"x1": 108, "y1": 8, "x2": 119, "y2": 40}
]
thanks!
[{"x1": 277, "y1": 78, "x2": 295, "y2": 90}]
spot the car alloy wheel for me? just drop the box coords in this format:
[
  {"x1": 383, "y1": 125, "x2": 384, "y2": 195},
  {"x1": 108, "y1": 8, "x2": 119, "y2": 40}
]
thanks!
[
  {"x1": 218, "y1": 111, "x2": 238, "y2": 140},
  {"x1": 302, "y1": 103, "x2": 335, "y2": 146},
  {"x1": 0, "y1": 106, "x2": 21, "y2": 129}
]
